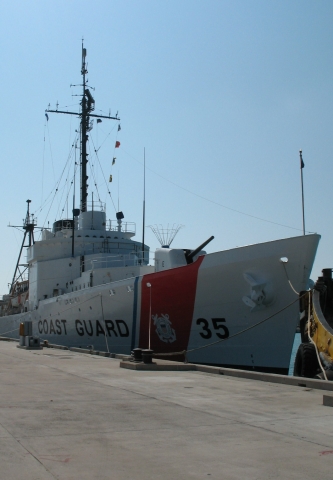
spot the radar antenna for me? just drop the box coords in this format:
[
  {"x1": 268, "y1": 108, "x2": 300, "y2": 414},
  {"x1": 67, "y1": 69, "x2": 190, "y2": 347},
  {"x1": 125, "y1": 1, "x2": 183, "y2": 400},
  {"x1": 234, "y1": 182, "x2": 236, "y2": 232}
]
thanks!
[
  {"x1": 45, "y1": 42, "x2": 119, "y2": 213},
  {"x1": 148, "y1": 224, "x2": 183, "y2": 248}
]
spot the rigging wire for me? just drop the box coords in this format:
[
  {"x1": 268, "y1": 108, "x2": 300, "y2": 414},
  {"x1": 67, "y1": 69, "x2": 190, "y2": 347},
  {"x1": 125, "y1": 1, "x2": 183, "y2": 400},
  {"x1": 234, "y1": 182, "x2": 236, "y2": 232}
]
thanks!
[
  {"x1": 66, "y1": 109, "x2": 74, "y2": 219},
  {"x1": 38, "y1": 125, "x2": 308, "y2": 235},
  {"x1": 90, "y1": 135, "x2": 117, "y2": 213},
  {"x1": 56, "y1": 176, "x2": 70, "y2": 220},
  {"x1": 46, "y1": 120, "x2": 56, "y2": 182},
  {"x1": 53, "y1": 161, "x2": 73, "y2": 220},
  {"x1": 41, "y1": 141, "x2": 77, "y2": 228},
  {"x1": 41, "y1": 119, "x2": 47, "y2": 207},
  {"x1": 88, "y1": 141, "x2": 102, "y2": 203},
  {"x1": 36, "y1": 104, "x2": 79, "y2": 217},
  {"x1": 34, "y1": 130, "x2": 80, "y2": 220},
  {"x1": 36, "y1": 102, "x2": 121, "y2": 228},
  {"x1": 93, "y1": 122, "x2": 118, "y2": 154},
  {"x1": 121, "y1": 148, "x2": 310, "y2": 234},
  {"x1": 60, "y1": 175, "x2": 75, "y2": 220},
  {"x1": 58, "y1": 142, "x2": 78, "y2": 220}
]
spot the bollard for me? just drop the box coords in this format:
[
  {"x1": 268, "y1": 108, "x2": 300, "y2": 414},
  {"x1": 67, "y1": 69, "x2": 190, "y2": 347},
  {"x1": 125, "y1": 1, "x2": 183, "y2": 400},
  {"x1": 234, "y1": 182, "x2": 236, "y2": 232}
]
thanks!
[
  {"x1": 17, "y1": 320, "x2": 42, "y2": 350},
  {"x1": 142, "y1": 349, "x2": 154, "y2": 364},
  {"x1": 132, "y1": 348, "x2": 143, "y2": 362},
  {"x1": 19, "y1": 322, "x2": 26, "y2": 346},
  {"x1": 23, "y1": 320, "x2": 32, "y2": 336},
  {"x1": 28, "y1": 337, "x2": 41, "y2": 348}
]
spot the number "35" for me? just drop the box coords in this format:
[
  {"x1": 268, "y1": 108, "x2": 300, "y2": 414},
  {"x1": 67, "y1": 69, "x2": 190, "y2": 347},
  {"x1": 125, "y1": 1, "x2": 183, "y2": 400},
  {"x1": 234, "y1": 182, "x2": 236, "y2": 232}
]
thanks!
[{"x1": 196, "y1": 318, "x2": 229, "y2": 340}]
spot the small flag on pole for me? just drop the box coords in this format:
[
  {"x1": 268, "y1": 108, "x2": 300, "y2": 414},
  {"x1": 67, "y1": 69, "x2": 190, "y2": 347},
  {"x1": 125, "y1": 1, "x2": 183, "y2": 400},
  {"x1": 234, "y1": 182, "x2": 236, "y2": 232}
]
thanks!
[
  {"x1": 299, "y1": 150, "x2": 305, "y2": 235},
  {"x1": 300, "y1": 150, "x2": 304, "y2": 168},
  {"x1": 45, "y1": 113, "x2": 49, "y2": 121},
  {"x1": 118, "y1": 124, "x2": 121, "y2": 131},
  {"x1": 115, "y1": 141, "x2": 121, "y2": 148},
  {"x1": 109, "y1": 175, "x2": 113, "y2": 182},
  {"x1": 112, "y1": 157, "x2": 116, "y2": 165}
]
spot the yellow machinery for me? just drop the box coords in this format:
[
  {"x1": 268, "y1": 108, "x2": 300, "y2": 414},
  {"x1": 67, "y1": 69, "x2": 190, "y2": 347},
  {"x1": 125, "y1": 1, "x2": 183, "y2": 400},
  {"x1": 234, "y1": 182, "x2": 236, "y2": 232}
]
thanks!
[{"x1": 294, "y1": 269, "x2": 333, "y2": 380}]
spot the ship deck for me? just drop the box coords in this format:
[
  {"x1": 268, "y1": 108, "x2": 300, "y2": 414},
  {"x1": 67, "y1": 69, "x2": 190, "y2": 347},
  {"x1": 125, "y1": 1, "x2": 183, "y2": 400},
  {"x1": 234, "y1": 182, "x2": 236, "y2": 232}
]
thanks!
[{"x1": 0, "y1": 339, "x2": 333, "y2": 479}]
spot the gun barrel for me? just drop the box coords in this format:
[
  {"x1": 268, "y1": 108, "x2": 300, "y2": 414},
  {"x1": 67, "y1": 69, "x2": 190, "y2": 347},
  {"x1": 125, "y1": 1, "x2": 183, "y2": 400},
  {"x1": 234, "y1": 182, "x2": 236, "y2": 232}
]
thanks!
[{"x1": 186, "y1": 235, "x2": 214, "y2": 263}]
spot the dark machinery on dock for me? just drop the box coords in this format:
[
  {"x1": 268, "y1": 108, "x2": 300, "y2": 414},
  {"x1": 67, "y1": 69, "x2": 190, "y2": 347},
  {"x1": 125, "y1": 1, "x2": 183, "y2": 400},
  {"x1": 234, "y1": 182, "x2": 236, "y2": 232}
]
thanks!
[{"x1": 294, "y1": 268, "x2": 333, "y2": 380}]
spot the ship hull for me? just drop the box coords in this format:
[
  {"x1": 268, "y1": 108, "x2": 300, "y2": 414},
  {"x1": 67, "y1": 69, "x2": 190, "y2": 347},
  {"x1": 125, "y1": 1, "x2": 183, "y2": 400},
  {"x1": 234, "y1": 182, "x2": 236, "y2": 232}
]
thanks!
[{"x1": 0, "y1": 234, "x2": 320, "y2": 374}]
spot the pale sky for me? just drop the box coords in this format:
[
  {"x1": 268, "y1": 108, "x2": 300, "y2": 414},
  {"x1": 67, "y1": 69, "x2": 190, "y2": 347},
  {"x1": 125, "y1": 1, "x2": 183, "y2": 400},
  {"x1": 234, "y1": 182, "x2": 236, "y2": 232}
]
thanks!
[{"x1": 1, "y1": 0, "x2": 332, "y2": 293}]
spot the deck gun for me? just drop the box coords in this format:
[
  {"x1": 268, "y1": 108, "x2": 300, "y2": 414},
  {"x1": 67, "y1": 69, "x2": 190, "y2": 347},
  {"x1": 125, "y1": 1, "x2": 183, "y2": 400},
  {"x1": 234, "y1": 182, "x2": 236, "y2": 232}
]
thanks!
[{"x1": 184, "y1": 236, "x2": 214, "y2": 264}]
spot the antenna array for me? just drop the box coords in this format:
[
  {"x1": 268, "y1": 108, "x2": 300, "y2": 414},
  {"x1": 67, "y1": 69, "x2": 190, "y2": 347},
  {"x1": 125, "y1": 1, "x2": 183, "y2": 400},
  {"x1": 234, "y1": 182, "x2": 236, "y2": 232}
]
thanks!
[{"x1": 148, "y1": 224, "x2": 183, "y2": 248}]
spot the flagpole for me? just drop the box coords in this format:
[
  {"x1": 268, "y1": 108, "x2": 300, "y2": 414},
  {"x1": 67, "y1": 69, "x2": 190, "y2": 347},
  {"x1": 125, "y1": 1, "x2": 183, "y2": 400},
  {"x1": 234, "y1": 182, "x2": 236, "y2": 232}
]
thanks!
[
  {"x1": 142, "y1": 147, "x2": 146, "y2": 263},
  {"x1": 299, "y1": 150, "x2": 305, "y2": 235}
]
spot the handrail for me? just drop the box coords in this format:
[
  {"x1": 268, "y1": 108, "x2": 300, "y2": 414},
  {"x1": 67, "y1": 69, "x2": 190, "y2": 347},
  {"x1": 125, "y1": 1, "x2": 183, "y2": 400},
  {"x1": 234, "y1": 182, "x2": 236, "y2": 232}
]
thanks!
[
  {"x1": 50, "y1": 218, "x2": 136, "y2": 234},
  {"x1": 79, "y1": 252, "x2": 154, "y2": 273}
]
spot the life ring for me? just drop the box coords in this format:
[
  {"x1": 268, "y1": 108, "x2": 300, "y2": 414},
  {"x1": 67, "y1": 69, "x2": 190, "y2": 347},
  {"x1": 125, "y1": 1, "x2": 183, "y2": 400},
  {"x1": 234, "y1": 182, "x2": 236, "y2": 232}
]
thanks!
[{"x1": 293, "y1": 343, "x2": 319, "y2": 378}]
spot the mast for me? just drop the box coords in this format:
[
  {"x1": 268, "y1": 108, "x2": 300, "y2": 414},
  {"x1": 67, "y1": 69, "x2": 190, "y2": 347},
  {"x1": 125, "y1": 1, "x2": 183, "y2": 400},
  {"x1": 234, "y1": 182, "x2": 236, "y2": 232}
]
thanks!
[
  {"x1": 46, "y1": 43, "x2": 119, "y2": 213},
  {"x1": 9, "y1": 200, "x2": 36, "y2": 293},
  {"x1": 81, "y1": 45, "x2": 88, "y2": 212}
]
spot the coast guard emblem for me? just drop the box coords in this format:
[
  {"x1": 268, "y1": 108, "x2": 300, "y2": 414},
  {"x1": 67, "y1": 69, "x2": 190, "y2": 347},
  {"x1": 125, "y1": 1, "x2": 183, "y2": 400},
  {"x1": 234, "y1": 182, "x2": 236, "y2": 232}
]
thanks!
[{"x1": 152, "y1": 314, "x2": 176, "y2": 343}]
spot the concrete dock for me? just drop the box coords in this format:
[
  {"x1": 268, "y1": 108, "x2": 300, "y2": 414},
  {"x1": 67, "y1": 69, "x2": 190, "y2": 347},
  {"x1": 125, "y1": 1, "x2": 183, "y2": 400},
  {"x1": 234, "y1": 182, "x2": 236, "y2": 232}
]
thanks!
[{"x1": 1, "y1": 340, "x2": 333, "y2": 479}]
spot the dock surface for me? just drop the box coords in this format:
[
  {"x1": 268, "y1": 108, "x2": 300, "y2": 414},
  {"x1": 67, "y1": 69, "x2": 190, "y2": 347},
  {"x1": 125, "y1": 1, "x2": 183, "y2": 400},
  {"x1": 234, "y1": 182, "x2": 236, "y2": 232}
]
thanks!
[{"x1": 1, "y1": 341, "x2": 333, "y2": 479}]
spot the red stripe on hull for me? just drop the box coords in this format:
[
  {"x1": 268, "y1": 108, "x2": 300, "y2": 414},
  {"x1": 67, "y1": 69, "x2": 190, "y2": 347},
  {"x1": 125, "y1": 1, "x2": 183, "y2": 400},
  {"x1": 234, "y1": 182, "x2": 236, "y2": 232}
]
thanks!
[{"x1": 139, "y1": 256, "x2": 204, "y2": 357}]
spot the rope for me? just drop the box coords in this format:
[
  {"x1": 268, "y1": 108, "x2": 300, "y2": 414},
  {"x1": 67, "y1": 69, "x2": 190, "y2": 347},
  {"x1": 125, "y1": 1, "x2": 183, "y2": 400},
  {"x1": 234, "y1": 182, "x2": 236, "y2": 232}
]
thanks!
[
  {"x1": 153, "y1": 294, "x2": 304, "y2": 358},
  {"x1": 307, "y1": 290, "x2": 328, "y2": 381},
  {"x1": 153, "y1": 350, "x2": 187, "y2": 358},
  {"x1": 281, "y1": 262, "x2": 300, "y2": 295}
]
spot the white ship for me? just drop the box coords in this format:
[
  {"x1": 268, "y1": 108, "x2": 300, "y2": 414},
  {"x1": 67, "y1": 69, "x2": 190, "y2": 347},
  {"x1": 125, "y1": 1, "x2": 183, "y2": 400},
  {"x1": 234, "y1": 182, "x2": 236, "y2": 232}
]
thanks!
[{"x1": 0, "y1": 45, "x2": 320, "y2": 374}]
